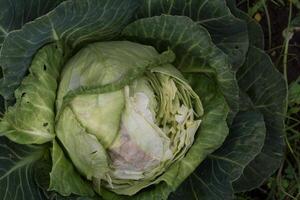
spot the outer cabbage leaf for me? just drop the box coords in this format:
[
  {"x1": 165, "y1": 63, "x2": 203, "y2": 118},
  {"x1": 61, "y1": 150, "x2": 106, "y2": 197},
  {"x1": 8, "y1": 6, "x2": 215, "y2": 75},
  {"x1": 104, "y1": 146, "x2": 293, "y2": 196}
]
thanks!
[
  {"x1": 56, "y1": 107, "x2": 109, "y2": 185},
  {"x1": 0, "y1": 43, "x2": 64, "y2": 144},
  {"x1": 49, "y1": 140, "x2": 95, "y2": 197},
  {"x1": 0, "y1": 137, "x2": 47, "y2": 200},
  {"x1": 0, "y1": 0, "x2": 64, "y2": 49},
  {"x1": 225, "y1": 0, "x2": 264, "y2": 49},
  {"x1": 169, "y1": 111, "x2": 266, "y2": 200},
  {"x1": 35, "y1": 155, "x2": 99, "y2": 200},
  {"x1": 0, "y1": 0, "x2": 140, "y2": 103},
  {"x1": 122, "y1": 15, "x2": 239, "y2": 122},
  {"x1": 137, "y1": 0, "x2": 249, "y2": 70},
  {"x1": 233, "y1": 46, "x2": 286, "y2": 191}
]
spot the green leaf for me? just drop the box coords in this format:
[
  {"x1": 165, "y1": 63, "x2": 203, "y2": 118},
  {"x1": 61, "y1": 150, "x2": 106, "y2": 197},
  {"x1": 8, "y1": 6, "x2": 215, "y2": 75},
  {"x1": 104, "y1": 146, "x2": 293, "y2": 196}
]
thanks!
[
  {"x1": 225, "y1": 0, "x2": 265, "y2": 49},
  {"x1": 0, "y1": 0, "x2": 140, "y2": 102},
  {"x1": 0, "y1": 0, "x2": 64, "y2": 48},
  {"x1": 35, "y1": 157, "x2": 96, "y2": 200},
  {"x1": 0, "y1": 43, "x2": 64, "y2": 144},
  {"x1": 137, "y1": 0, "x2": 249, "y2": 70},
  {"x1": 49, "y1": 140, "x2": 95, "y2": 197},
  {"x1": 122, "y1": 15, "x2": 239, "y2": 122},
  {"x1": 288, "y1": 77, "x2": 300, "y2": 107},
  {"x1": 233, "y1": 46, "x2": 286, "y2": 191},
  {"x1": 0, "y1": 136, "x2": 46, "y2": 200},
  {"x1": 291, "y1": 14, "x2": 300, "y2": 27},
  {"x1": 169, "y1": 111, "x2": 266, "y2": 200},
  {"x1": 56, "y1": 107, "x2": 109, "y2": 184}
]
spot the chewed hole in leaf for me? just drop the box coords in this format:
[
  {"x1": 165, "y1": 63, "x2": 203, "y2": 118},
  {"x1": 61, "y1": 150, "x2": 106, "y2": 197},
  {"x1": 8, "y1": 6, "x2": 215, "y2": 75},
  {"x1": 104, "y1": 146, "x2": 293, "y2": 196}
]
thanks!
[
  {"x1": 91, "y1": 151, "x2": 98, "y2": 155},
  {"x1": 235, "y1": 46, "x2": 239, "y2": 49},
  {"x1": 21, "y1": 92, "x2": 26, "y2": 97},
  {"x1": 43, "y1": 65, "x2": 47, "y2": 71},
  {"x1": 43, "y1": 122, "x2": 48, "y2": 127}
]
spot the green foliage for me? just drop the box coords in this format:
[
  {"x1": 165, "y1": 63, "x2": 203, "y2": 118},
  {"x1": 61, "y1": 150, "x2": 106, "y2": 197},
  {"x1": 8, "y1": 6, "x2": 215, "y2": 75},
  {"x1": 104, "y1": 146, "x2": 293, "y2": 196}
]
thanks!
[{"x1": 235, "y1": 1, "x2": 300, "y2": 199}]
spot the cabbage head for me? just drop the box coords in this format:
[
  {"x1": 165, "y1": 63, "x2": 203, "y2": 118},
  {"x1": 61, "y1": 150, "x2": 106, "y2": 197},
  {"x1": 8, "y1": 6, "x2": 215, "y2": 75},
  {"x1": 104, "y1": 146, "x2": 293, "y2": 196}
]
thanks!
[{"x1": 0, "y1": 0, "x2": 287, "y2": 200}]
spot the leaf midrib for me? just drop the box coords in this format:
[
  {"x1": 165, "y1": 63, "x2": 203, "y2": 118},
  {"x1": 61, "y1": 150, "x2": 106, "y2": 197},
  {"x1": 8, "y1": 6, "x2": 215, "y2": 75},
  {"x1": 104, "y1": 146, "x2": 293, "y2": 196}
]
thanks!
[
  {"x1": 0, "y1": 147, "x2": 45, "y2": 181},
  {"x1": 0, "y1": 26, "x2": 8, "y2": 35}
]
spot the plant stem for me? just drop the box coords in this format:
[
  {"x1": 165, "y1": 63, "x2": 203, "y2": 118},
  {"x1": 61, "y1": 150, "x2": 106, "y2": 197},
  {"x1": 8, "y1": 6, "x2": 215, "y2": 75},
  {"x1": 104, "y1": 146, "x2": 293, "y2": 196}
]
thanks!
[{"x1": 283, "y1": 2, "x2": 293, "y2": 115}]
